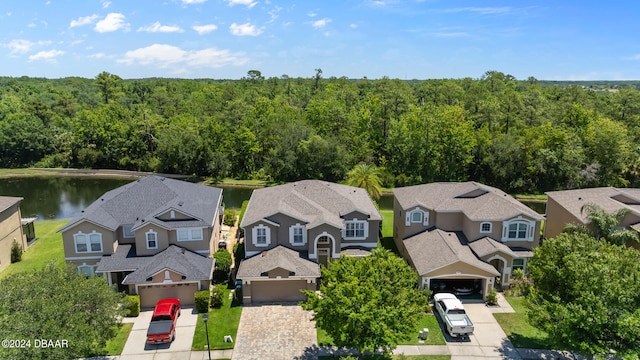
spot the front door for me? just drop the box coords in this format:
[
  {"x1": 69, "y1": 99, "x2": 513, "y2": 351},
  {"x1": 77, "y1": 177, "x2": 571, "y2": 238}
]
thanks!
[{"x1": 317, "y1": 248, "x2": 330, "y2": 268}]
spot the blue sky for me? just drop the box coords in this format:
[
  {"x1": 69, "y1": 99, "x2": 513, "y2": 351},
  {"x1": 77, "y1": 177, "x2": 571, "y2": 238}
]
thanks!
[{"x1": 1, "y1": 1, "x2": 639, "y2": 80}]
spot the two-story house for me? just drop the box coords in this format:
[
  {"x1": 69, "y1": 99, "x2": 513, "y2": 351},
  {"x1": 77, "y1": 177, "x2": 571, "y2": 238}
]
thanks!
[
  {"x1": 236, "y1": 180, "x2": 382, "y2": 304},
  {"x1": 393, "y1": 182, "x2": 543, "y2": 299},
  {"x1": 0, "y1": 196, "x2": 27, "y2": 273},
  {"x1": 545, "y1": 187, "x2": 640, "y2": 244},
  {"x1": 59, "y1": 176, "x2": 223, "y2": 307}
]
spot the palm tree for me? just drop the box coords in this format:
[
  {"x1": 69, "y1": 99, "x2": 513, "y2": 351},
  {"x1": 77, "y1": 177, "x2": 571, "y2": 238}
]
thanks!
[
  {"x1": 345, "y1": 163, "x2": 383, "y2": 200},
  {"x1": 563, "y1": 203, "x2": 639, "y2": 246}
]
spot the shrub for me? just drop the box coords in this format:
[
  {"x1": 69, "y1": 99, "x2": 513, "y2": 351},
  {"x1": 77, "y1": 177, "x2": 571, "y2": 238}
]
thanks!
[
  {"x1": 223, "y1": 209, "x2": 237, "y2": 226},
  {"x1": 210, "y1": 284, "x2": 226, "y2": 308},
  {"x1": 214, "y1": 249, "x2": 232, "y2": 273},
  {"x1": 125, "y1": 295, "x2": 140, "y2": 317},
  {"x1": 504, "y1": 273, "x2": 533, "y2": 297},
  {"x1": 486, "y1": 287, "x2": 498, "y2": 305},
  {"x1": 233, "y1": 241, "x2": 245, "y2": 266},
  {"x1": 194, "y1": 290, "x2": 210, "y2": 313},
  {"x1": 10, "y1": 240, "x2": 22, "y2": 263},
  {"x1": 511, "y1": 268, "x2": 525, "y2": 281}
]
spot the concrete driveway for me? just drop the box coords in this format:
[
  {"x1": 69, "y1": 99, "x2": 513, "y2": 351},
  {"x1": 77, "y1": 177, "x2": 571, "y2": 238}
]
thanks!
[
  {"x1": 444, "y1": 303, "x2": 520, "y2": 359},
  {"x1": 232, "y1": 304, "x2": 317, "y2": 360},
  {"x1": 119, "y1": 306, "x2": 199, "y2": 360}
]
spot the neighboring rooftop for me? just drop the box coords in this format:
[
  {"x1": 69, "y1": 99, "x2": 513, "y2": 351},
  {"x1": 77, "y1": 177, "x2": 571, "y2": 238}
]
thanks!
[
  {"x1": 404, "y1": 229, "x2": 499, "y2": 276},
  {"x1": 240, "y1": 180, "x2": 382, "y2": 229},
  {"x1": 236, "y1": 245, "x2": 320, "y2": 279},
  {"x1": 0, "y1": 196, "x2": 23, "y2": 213},
  {"x1": 393, "y1": 182, "x2": 543, "y2": 221},
  {"x1": 546, "y1": 187, "x2": 640, "y2": 223},
  {"x1": 59, "y1": 176, "x2": 222, "y2": 232}
]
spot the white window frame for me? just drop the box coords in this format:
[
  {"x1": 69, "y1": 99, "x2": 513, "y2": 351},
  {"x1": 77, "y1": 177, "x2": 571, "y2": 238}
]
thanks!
[
  {"x1": 502, "y1": 216, "x2": 535, "y2": 242},
  {"x1": 177, "y1": 227, "x2": 204, "y2": 242},
  {"x1": 405, "y1": 208, "x2": 429, "y2": 226},
  {"x1": 73, "y1": 231, "x2": 103, "y2": 253},
  {"x1": 289, "y1": 224, "x2": 307, "y2": 246},
  {"x1": 252, "y1": 224, "x2": 271, "y2": 247},
  {"x1": 122, "y1": 224, "x2": 135, "y2": 238},
  {"x1": 170, "y1": 210, "x2": 176, "y2": 219},
  {"x1": 343, "y1": 219, "x2": 368, "y2": 240},
  {"x1": 480, "y1": 222, "x2": 492, "y2": 234},
  {"x1": 78, "y1": 264, "x2": 95, "y2": 277},
  {"x1": 146, "y1": 229, "x2": 158, "y2": 249}
]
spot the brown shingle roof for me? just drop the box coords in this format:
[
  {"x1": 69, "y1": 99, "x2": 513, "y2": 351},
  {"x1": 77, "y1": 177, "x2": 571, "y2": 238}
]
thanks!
[
  {"x1": 392, "y1": 182, "x2": 543, "y2": 221},
  {"x1": 546, "y1": 187, "x2": 640, "y2": 223},
  {"x1": 404, "y1": 229, "x2": 499, "y2": 276},
  {"x1": 468, "y1": 237, "x2": 516, "y2": 258},
  {"x1": 240, "y1": 180, "x2": 382, "y2": 229},
  {"x1": 0, "y1": 196, "x2": 22, "y2": 213},
  {"x1": 236, "y1": 245, "x2": 320, "y2": 279}
]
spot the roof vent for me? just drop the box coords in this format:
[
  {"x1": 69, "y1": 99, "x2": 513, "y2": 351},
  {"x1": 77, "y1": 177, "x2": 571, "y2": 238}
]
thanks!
[
  {"x1": 178, "y1": 201, "x2": 184, "y2": 206},
  {"x1": 578, "y1": 197, "x2": 582, "y2": 200},
  {"x1": 81, "y1": 210, "x2": 84, "y2": 213},
  {"x1": 262, "y1": 251, "x2": 268, "y2": 257},
  {"x1": 181, "y1": 248, "x2": 185, "y2": 254},
  {"x1": 101, "y1": 198, "x2": 104, "y2": 201}
]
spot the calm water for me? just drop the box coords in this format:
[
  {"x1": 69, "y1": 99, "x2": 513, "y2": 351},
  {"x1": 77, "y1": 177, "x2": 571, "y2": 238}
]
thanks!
[
  {"x1": 0, "y1": 177, "x2": 255, "y2": 220},
  {"x1": 0, "y1": 176, "x2": 544, "y2": 220}
]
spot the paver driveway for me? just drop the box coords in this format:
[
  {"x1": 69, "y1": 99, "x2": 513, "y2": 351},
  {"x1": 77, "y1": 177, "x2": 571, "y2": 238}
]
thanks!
[{"x1": 232, "y1": 304, "x2": 317, "y2": 360}]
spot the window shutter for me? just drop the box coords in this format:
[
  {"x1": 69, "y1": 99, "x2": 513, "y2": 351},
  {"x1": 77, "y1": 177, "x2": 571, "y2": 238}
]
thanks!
[{"x1": 405, "y1": 212, "x2": 410, "y2": 226}]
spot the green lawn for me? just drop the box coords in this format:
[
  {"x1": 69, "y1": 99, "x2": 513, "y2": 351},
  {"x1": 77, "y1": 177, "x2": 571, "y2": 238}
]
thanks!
[
  {"x1": 494, "y1": 297, "x2": 561, "y2": 350},
  {"x1": 317, "y1": 312, "x2": 445, "y2": 347},
  {"x1": 0, "y1": 220, "x2": 67, "y2": 279},
  {"x1": 192, "y1": 289, "x2": 242, "y2": 350},
  {"x1": 101, "y1": 323, "x2": 133, "y2": 356},
  {"x1": 378, "y1": 209, "x2": 399, "y2": 254}
]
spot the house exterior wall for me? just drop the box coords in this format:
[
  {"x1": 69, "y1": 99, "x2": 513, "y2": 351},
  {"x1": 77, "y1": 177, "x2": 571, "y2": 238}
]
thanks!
[
  {"x1": 267, "y1": 268, "x2": 291, "y2": 278},
  {"x1": 157, "y1": 209, "x2": 192, "y2": 221},
  {"x1": 463, "y1": 218, "x2": 500, "y2": 241},
  {"x1": 151, "y1": 269, "x2": 184, "y2": 283},
  {"x1": 308, "y1": 224, "x2": 342, "y2": 259},
  {"x1": 425, "y1": 262, "x2": 497, "y2": 278},
  {"x1": 0, "y1": 203, "x2": 24, "y2": 272},
  {"x1": 134, "y1": 223, "x2": 170, "y2": 256},
  {"x1": 168, "y1": 226, "x2": 212, "y2": 255},
  {"x1": 434, "y1": 212, "x2": 464, "y2": 232},
  {"x1": 62, "y1": 222, "x2": 116, "y2": 259},
  {"x1": 244, "y1": 220, "x2": 281, "y2": 256},
  {"x1": 544, "y1": 197, "x2": 581, "y2": 239},
  {"x1": 500, "y1": 215, "x2": 541, "y2": 249}
]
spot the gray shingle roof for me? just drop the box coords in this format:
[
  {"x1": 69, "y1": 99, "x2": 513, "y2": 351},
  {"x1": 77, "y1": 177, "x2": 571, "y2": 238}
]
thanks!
[
  {"x1": 96, "y1": 244, "x2": 213, "y2": 284},
  {"x1": 393, "y1": 182, "x2": 543, "y2": 221},
  {"x1": 404, "y1": 229, "x2": 499, "y2": 276},
  {"x1": 236, "y1": 245, "x2": 320, "y2": 279},
  {"x1": 59, "y1": 176, "x2": 222, "y2": 232},
  {"x1": 546, "y1": 187, "x2": 640, "y2": 223},
  {"x1": 468, "y1": 237, "x2": 516, "y2": 258},
  {"x1": 240, "y1": 180, "x2": 382, "y2": 229},
  {"x1": 0, "y1": 196, "x2": 22, "y2": 213}
]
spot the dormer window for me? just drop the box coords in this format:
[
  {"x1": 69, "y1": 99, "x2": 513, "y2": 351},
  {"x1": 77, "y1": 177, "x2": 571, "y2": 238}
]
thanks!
[
  {"x1": 405, "y1": 208, "x2": 429, "y2": 226},
  {"x1": 146, "y1": 229, "x2": 158, "y2": 249}
]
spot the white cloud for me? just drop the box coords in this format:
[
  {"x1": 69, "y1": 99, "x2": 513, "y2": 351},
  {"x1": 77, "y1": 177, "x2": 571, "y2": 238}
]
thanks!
[
  {"x1": 118, "y1": 43, "x2": 247, "y2": 69},
  {"x1": 312, "y1": 18, "x2": 331, "y2": 28},
  {"x1": 183, "y1": 0, "x2": 207, "y2": 3},
  {"x1": 432, "y1": 31, "x2": 470, "y2": 38},
  {"x1": 88, "y1": 52, "x2": 107, "y2": 58},
  {"x1": 95, "y1": 13, "x2": 129, "y2": 33},
  {"x1": 350, "y1": 23, "x2": 358, "y2": 29},
  {"x1": 192, "y1": 24, "x2": 218, "y2": 34},
  {"x1": 70, "y1": 14, "x2": 98, "y2": 28},
  {"x1": 228, "y1": 0, "x2": 257, "y2": 8},
  {"x1": 307, "y1": 12, "x2": 317, "y2": 17},
  {"x1": 28, "y1": 49, "x2": 64, "y2": 62},
  {"x1": 138, "y1": 22, "x2": 184, "y2": 33},
  {"x1": 4, "y1": 39, "x2": 50, "y2": 55},
  {"x1": 102, "y1": 1, "x2": 111, "y2": 8},
  {"x1": 442, "y1": 7, "x2": 511, "y2": 15},
  {"x1": 229, "y1": 22, "x2": 263, "y2": 36}
]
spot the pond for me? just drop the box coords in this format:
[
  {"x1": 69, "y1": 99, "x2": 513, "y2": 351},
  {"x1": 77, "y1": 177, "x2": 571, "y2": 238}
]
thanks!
[{"x1": 0, "y1": 177, "x2": 256, "y2": 220}]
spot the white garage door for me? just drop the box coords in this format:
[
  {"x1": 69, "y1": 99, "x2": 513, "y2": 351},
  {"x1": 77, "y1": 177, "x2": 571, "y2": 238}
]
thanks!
[
  {"x1": 138, "y1": 283, "x2": 199, "y2": 308},
  {"x1": 251, "y1": 280, "x2": 308, "y2": 304}
]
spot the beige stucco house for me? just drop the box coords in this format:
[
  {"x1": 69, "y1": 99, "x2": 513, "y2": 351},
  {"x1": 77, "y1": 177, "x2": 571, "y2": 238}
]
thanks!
[
  {"x1": 545, "y1": 187, "x2": 640, "y2": 242},
  {"x1": 59, "y1": 176, "x2": 223, "y2": 307},
  {"x1": 393, "y1": 182, "x2": 543, "y2": 299},
  {"x1": 0, "y1": 196, "x2": 27, "y2": 273},
  {"x1": 237, "y1": 180, "x2": 382, "y2": 304}
]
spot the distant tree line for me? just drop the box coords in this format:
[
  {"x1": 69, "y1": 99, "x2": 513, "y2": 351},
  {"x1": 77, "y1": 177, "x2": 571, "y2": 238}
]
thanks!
[{"x1": 1, "y1": 70, "x2": 640, "y2": 193}]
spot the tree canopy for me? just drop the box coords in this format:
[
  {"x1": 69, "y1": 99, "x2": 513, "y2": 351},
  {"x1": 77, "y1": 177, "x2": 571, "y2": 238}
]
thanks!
[
  {"x1": 563, "y1": 203, "x2": 639, "y2": 246},
  {"x1": 0, "y1": 263, "x2": 126, "y2": 360},
  {"x1": 526, "y1": 233, "x2": 640, "y2": 357},
  {"x1": 1, "y1": 72, "x2": 640, "y2": 193},
  {"x1": 301, "y1": 248, "x2": 429, "y2": 357}
]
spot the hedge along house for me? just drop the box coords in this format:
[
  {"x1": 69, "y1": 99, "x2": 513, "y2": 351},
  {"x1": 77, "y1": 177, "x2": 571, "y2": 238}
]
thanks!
[
  {"x1": 59, "y1": 176, "x2": 223, "y2": 308},
  {"x1": 393, "y1": 182, "x2": 544, "y2": 299},
  {"x1": 237, "y1": 180, "x2": 382, "y2": 304}
]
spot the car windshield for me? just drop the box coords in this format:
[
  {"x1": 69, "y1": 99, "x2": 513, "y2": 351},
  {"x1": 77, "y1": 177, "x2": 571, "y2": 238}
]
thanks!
[{"x1": 448, "y1": 309, "x2": 466, "y2": 315}]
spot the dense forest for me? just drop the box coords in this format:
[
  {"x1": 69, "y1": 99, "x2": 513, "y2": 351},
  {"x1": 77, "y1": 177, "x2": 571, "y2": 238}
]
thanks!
[{"x1": 1, "y1": 70, "x2": 640, "y2": 194}]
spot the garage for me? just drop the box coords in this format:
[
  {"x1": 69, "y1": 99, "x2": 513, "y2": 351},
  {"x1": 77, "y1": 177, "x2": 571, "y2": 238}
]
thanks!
[
  {"x1": 138, "y1": 282, "x2": 199, "y2": 308},
  {"x1": 429, "y1": 278, "x2": 485, "y2": 299},
  {"x1": 248, "y1": 280, "x2": 309, "y2": 304}
]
